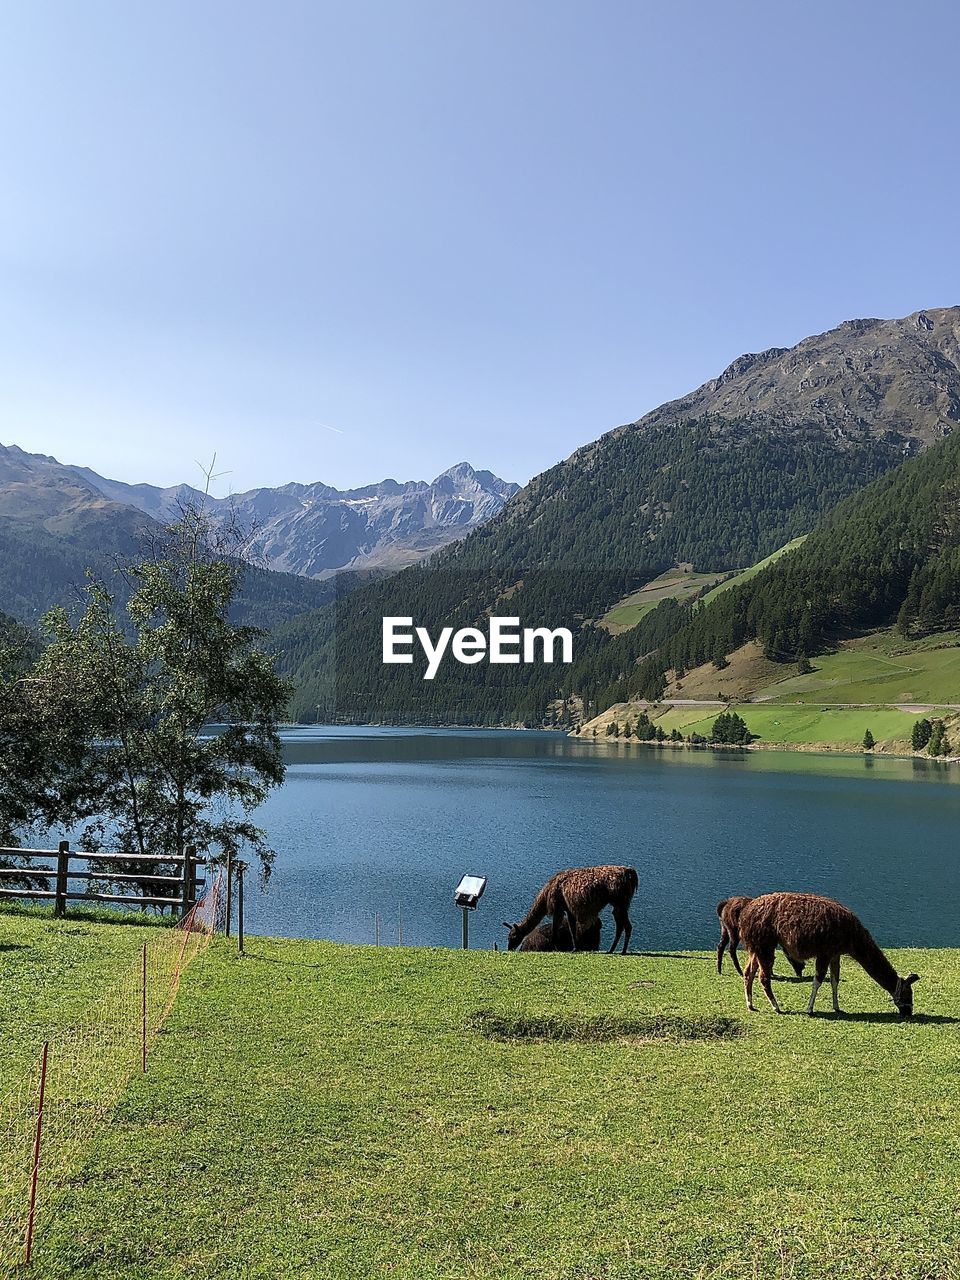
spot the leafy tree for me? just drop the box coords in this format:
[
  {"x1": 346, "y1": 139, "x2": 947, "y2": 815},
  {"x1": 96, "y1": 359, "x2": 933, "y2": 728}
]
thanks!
[
  {"x1": 928, "y1": 720, "x2": 945, "y2": 757},
  {"x1": 796, "y1": 654, "x2": 813, "y2": 675},
  {"x1": 19, "y1": 505, "x2": 291, "y2": 895},
  {"x1": 862, "y1": 728, "x2": 875, "y2": 751}
]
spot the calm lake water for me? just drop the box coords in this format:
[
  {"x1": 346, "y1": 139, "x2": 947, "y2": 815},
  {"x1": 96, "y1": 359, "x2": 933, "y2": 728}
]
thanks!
[{"x1": 244, "y1": 728, "x2": 960, "y2": 951}]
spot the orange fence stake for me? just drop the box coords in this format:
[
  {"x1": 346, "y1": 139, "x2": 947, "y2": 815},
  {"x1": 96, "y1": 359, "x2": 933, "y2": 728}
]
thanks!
[{"x1": 24, "y1": 1041, "x2": 49, "y2": 1264}]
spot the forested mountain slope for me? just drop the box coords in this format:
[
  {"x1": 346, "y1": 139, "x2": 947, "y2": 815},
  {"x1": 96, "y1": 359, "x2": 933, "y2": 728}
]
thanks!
[{"x1": 620, "y1": 427, "x2": 960, "y2": 705}]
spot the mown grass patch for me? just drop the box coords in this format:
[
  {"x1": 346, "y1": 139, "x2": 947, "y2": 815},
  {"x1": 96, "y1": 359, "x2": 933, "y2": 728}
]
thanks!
[{"x1": 468, "y1": 1009, "x2": 745, "y2": 1042}]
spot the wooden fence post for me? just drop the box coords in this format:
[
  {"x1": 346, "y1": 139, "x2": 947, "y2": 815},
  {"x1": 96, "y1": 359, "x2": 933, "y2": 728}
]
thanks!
[
  {"x1": 24, "y1": 1040, "x2": 49, "y2": 1264},
  {"x1": 224, "y1": 850, "x2": 233, "y2": 938},
  {"x1": 236, "y1": 861, "x2": 246, "y2": 956},
  {"x1": 180, "y1": 846, "x2": 197, "y2": 918},
  {"x1": 54, "y1": 841, "x2": 69, "y2": 918}
]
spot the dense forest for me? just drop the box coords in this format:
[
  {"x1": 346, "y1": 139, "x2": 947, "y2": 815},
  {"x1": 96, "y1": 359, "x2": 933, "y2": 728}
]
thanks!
[
  {"x1": 0, "y1": 517, "x2": 348, "y2": 633},
  {"x1": 453, "y1": 416, "x2": 897, "y2": 574}
]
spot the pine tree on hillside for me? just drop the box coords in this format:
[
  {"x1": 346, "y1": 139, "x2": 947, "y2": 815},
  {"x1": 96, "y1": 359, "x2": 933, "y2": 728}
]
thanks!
[
  {"x1": 862, "y1": 728, "x2": 875, "y2": 751},
  {"x1": 912, "y1": 718, "x2": 932, "y2": 751}
]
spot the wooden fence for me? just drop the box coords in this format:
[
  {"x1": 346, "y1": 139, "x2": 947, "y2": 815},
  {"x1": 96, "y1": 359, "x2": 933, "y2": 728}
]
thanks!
[{"x1": 0, "y1": 844, "x2": 207, "y2": 917}]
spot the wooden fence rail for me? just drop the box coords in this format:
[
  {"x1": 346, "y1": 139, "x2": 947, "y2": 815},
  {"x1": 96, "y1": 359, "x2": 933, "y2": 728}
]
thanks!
[{"x1": 0, "y1": 844, "x2": 207, "y2": 917}]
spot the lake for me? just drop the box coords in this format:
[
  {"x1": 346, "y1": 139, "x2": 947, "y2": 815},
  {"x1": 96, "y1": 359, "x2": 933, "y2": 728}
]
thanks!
[{"x1": 244, "y1": 727, "x2": 960, "y2": 951}]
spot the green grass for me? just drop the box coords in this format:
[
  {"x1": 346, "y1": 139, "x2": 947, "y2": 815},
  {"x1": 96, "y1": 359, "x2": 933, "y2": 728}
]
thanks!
[
  {"x1": 755, "y1": 631, "x2": 960, "y2": 707},
  {"x1": 3, "y1": 913, "x2": 960, "y2": 1279},
  {"x1": 0, "y1": 907, "x2": 169, "y2": 1089},
  {"x1": 653, "y1": 702, "x2": 940, "y2": 747},
  {"x1": 700, "y1": 536, "x2": 806, "y2": 605},
  {"x1": 601, "y1": 569, "x2": 725, "y2": 632}
]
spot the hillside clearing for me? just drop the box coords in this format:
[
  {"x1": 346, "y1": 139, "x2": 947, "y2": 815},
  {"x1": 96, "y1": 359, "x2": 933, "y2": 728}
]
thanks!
[
  {"x1": 599, "y1": 568, "x2": 727, "y2": 633},
  {"x1": 700, "y1": 536, "x2": 807, "y2": 604},
  {"x1": 2, "y1": 911, "x2": 959, "y2": 1279}
]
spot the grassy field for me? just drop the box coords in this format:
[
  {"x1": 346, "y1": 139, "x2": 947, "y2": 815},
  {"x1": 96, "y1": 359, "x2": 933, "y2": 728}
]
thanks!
[
  {"x1": 600, "y1": 569, "x2": 726, "y2": 633},
  {"x1": 0, "y1": 907, "x2": 168, "y2": 1088},
  {"x1": 652, "y1": 701, "x2": 939, "y2": 749},
  {"x1": 3, "y1": 910, "x2": 960, "y2": 1279},
  {"x1": 755, "y1": 631, "x2": 960, "y2": 707}
]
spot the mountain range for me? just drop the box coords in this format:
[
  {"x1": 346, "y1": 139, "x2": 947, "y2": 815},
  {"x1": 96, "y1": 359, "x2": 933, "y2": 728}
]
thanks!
[
  {"x1": 2, "y1": 305, "x2": 959, "y2": 726},
  {"x1": 276, "y1": 306, "x2": 960, "y2": 723},
  {"x1": 0, "y1": 447, "x2": 519, "y2": 580}
]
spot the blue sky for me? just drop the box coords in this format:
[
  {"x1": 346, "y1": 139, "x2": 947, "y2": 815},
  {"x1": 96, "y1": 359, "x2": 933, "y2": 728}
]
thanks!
[{"x1": 1, "y1": 1, "x2": 958, "y2": 495}]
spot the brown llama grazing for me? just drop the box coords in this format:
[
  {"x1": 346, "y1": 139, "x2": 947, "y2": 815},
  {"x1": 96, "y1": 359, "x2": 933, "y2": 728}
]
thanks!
[
  {"x1": 738, "y1": 892, "x2": 919, "y2": 1017},
  {"x1": 504, "y1": 865, "x2": 637, "y2": 954},
  {"x1": 716, "y1": 897, "x2": 805, "y2": 978},
  {"x1": 517, "y1": 916, "x2": 602, "y2": 952}
]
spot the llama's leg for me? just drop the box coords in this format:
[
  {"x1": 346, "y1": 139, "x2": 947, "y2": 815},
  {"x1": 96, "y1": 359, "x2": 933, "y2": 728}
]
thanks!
[
  {"x1": 807, "y1": 955, "x2": 829, "y2": 1015},
  {"x1": 829, "y1": 956, "x2": 842, "y2": 1014},
  {"x1": 729, "y1": 929, "x2": 743, "y2": 976},
  {"x1": 716, "y1": 928, "x2": 728, "y2": 974},
  {"x1": 610, "y1": 904, "x2": 631, "y2": 954},
  {"x1": 757, "y1": 949, "x2": 782, "y2": 1013},
  {"x1": 744, "y1": 955, "x2": 759, "y2": 1011},
  {"x1": 553, "y1": 890, "x2": 576, "y2": 953}
]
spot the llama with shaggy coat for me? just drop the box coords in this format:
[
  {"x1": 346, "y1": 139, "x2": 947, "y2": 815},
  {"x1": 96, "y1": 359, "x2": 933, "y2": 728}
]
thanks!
[
  {"x1": 738, "y1": 892, "x2": 919, "y2": 1017},
  {"x1": 517, "y1": 917, "x2": 602, "y2": 952},
  {"x1": 716, "y1": 896, "x2": 805, "y2": 978},
  {"x1": 504, "y1": 865, "x2": 637, "y2": 954}
]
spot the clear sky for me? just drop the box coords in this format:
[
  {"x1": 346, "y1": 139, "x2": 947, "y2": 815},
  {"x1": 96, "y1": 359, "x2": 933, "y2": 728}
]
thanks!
[{"x1": 1, "y1": 1, "x2": 958, "y2": 496}]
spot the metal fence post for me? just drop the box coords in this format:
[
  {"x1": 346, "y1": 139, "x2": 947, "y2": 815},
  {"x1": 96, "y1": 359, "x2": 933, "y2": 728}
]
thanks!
[
  {"x1": 54, "y1": 841, "x2": 69, "y2": 918},
  {"x1": 24, "y1": 1040, "x2": 49, "y2": 1264}
]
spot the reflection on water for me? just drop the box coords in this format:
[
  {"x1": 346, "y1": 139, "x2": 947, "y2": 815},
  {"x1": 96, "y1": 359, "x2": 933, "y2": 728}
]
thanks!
[{"x1": 244, "y1": 728, "x2": 960, "y2": 950}]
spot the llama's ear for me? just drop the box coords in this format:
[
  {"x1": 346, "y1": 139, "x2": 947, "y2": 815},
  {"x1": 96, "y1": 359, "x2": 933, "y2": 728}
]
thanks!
[
  {"x1": 502, "y1": 921, "x2": 514, "y2": 930},
  {"x1": 905, "y1": 973, "x2": 920, "y2": 985}
]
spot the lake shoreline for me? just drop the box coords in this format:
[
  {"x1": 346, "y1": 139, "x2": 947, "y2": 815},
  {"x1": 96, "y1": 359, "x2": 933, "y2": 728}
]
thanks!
[
  {"x1": 284, "y1": 720, "x2": 957, "y2": 765},
  {"x1": 568, "y1": 735, "x2": 959, "y2": 765}
]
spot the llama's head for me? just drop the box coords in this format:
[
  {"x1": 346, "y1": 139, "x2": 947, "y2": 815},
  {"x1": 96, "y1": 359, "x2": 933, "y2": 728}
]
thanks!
[
  {"x1": 893, "y1": 973, "x2": 920, "y2": 1018},
  {"x1": 502, "y1": 921, "x2": 525, "y2": 951}
]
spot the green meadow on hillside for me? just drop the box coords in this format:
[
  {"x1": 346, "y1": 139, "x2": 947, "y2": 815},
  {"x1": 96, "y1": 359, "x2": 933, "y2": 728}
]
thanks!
[
  {"x1": 755, "y1": 630, "x2": 960, "y2": 707},
  {"x1": 653, "y1": 702, "x2": 933, "y2": 749},
  {"x1": 2, "y1": 910, "x2": 958, "y2": 1280},
  {"x1": 600, "y1": 569, "x2": 726, "y2": 633}
]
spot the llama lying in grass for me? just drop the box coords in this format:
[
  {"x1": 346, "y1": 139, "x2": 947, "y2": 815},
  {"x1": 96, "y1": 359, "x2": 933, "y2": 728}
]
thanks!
[
  {"x1": 738, "y1": 891, "x2": 919, "y2": 1017},
  {"x1": 517, "y1": 917, "x2": 602, "y2": 952},
  {"x1": 716, "y1": 896, "x2": 805, "y2": 978},
  {"x1": 504, "y1": 865, "x2": 637, "y2": 953}
]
